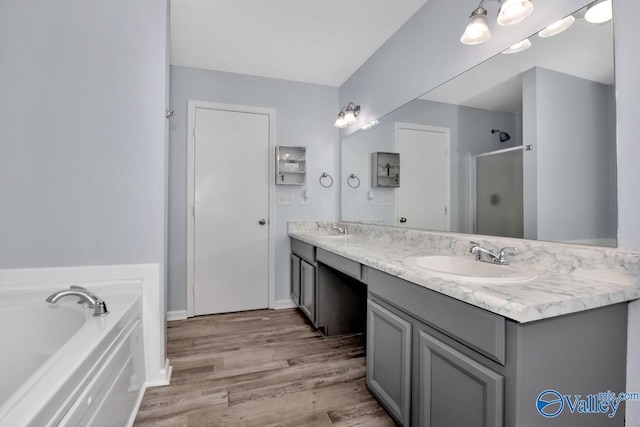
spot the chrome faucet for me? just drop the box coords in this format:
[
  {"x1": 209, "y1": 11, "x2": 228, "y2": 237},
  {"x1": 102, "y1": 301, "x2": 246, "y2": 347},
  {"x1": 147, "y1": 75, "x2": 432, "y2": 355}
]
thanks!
[
  {"x1": 469, "y1": 242, "x2": 517, "y2": 265},
  {"x1": 45, "y1": 286, "x2": 109, "y2": 316},
  {"x1": 331, "y1": 225, "x2": 348, "y2": 235}
]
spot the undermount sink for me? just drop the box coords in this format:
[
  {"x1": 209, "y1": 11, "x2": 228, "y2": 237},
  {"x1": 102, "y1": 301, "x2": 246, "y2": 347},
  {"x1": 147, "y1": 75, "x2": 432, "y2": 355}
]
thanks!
[{"x1": 403, "y1": 255, "x2": 537, "y2": 284}]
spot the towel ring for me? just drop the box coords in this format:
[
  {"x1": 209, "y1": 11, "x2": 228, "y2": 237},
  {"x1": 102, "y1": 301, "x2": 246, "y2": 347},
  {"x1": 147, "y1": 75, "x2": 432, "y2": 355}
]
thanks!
[
  {"x1": 319, "y1": 172, "x2": 334, "y2": 188},
  {"x1": 347, "y1": 174, "x2": 361, "y2": 188}
]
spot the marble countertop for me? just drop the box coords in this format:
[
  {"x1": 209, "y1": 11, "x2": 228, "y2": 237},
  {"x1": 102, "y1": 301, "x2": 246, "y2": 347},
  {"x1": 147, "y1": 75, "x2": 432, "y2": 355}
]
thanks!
[{"x1": 288, "y1": 226, "x2": 640, "y2": 323}]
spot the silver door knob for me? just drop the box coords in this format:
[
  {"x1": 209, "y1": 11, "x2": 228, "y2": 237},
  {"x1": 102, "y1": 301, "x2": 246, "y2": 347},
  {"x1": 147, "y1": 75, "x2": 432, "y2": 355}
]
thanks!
[
  {"x1": 399, "y1": 217, "x2": 407, "y2": 223},
  {"x1": 258, "y1": 219, "x2": 267, "y2": 225}
]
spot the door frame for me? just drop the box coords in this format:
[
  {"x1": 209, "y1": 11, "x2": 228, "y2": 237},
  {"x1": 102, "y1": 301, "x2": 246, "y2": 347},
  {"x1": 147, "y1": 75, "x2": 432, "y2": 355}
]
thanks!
[
  {"x1": 393, "y1": 122, "x2": 451, "y2": 231},
  {"x1": 186, "y1": 100, "x2": 276, "y2": 317}
]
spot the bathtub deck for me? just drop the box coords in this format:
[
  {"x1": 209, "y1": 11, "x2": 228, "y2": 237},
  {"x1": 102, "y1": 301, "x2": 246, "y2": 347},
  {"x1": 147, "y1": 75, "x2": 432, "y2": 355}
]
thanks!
[{"x1": 133, "y1": 308, "x2": 394, "y2": 426}]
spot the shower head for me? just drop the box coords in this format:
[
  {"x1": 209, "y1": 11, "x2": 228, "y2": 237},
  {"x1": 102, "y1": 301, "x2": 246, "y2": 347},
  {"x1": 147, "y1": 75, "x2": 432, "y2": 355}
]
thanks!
[{"x1": 491, "y1": 129, "x2": 511, "y2": 143}]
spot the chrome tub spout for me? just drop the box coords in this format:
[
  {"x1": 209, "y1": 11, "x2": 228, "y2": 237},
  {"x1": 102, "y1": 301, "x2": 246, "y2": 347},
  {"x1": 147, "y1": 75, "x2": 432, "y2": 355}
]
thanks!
[{"x1": 46, "y1": 286, "x2": 109, "y2": 316}]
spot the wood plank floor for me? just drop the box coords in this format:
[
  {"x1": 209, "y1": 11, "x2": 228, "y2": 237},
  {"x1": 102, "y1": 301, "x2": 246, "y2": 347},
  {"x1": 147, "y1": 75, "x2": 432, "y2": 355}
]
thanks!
[{"x1": 134, "y1": 308, "x2": 396, "y2": 427}]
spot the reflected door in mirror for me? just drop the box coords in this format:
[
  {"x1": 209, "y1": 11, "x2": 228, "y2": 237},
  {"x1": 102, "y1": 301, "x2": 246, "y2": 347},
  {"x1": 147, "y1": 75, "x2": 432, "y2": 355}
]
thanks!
[{"x1": 395, "y1": 124, "x2": 450, "y2": 230}]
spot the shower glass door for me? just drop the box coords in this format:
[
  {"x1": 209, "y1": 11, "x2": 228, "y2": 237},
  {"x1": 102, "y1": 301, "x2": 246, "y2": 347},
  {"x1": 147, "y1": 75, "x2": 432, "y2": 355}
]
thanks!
[{"x1": 476, "y1": 148, "x2": 524, "y2": 238}]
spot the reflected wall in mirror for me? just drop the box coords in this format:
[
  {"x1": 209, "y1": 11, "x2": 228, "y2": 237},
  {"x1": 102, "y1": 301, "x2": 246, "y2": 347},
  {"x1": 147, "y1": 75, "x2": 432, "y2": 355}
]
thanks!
[{"x1": 341, "y1": 1, "x2": 616, "y2": 247}]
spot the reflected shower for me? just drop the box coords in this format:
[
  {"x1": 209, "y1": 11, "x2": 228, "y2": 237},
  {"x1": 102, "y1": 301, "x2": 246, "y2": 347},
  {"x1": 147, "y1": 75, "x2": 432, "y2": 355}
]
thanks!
[{"x1": 492, "y1": 129, "x2": 511, "y2": 143}]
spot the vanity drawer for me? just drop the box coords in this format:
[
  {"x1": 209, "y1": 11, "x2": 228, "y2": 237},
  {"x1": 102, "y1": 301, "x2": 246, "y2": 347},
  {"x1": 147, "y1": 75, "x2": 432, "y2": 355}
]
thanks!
[
  {"x1": 291, "y1": 238, "x2": 315, "y2": 264},
  {"x1": 316, "y1": 248, "x2": 362, "y2": 281},
  {"x1": 367, "y1": 267, "x2": 505, "y2": 365}
]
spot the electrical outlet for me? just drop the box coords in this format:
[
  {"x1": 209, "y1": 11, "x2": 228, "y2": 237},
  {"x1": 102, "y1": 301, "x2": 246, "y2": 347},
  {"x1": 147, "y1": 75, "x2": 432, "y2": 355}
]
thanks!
[
  {"x1": 379, "y1": 195, "x2": 392, "y2": 206},
  {"x1": 277, "y1": 193, "x2": 295, "y2": 206}
]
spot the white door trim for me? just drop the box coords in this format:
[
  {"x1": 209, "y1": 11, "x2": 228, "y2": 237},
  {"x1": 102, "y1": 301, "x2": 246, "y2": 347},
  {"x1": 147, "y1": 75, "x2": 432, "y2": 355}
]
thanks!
[
  {"x1": 186, "y1": 100, "x2": 276, "y2": 318},
  {"x1": 393, "y1": 122, "x2": 451, "y2": 231}
]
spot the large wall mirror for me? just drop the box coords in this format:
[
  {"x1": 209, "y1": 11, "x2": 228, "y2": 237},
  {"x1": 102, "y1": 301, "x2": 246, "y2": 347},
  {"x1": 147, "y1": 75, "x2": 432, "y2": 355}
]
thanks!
[{"x1": 341, "y1": 1, "x2": 616, "y2": 247}]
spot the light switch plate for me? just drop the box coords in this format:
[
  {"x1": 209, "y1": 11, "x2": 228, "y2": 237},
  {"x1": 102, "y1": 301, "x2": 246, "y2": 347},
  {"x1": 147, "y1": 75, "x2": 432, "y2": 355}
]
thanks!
[
  {"x1": 379, "y1": 195, "x2": 392, "y2": 206},
  {"x1": 278, "y1": 193, "x2": 295, "y2": 206}
]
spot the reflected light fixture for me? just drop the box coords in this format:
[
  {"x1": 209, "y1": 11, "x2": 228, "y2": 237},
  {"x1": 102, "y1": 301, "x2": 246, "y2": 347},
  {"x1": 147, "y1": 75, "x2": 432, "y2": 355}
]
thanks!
[
  {"x1": 585, "y1": 0, "x2": 612, "y2": 24},
  {"x1": 362, "y1": 120, "x2": 379, "y2": 130},
  {"x1": 334, "y1": 102, "x2": 360, "y2": 128},
  {"x1": 538, "y1": 15, "x2": 575, "y2": 38},
  {"x1": 461, "y1": 6, "x2": 491, "y2": 45},
  {"x1": 497, "y1": 0, "x2": 534, "y2": 26},
  {"x1": 501, "y1": 38, "x2": 532, "y2": 54}
]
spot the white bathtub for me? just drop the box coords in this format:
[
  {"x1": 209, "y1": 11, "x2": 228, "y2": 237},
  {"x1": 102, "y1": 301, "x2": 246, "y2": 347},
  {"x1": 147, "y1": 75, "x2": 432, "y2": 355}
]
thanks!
[{"x1": 0, "y1": 283, "x2": 145, "y2": 427}]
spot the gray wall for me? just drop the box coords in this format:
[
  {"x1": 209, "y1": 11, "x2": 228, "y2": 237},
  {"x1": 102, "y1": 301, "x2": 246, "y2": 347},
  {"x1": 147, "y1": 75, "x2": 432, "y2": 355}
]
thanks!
[
  {"x1": 341, "y1": 122, "x2": 396, "y2": 225},
  {"x1": 0, "y1": 0, "x2": 169, "y2": 268},
  {"x1": 524, "y1": 67, "x2": 615, "y2": 243},
  {"x1": 169, "y1": 66, "x2": 339, "y2": 311},
  {"x1": 341, "y1": 99, "x2": 517, "y2": 233}
]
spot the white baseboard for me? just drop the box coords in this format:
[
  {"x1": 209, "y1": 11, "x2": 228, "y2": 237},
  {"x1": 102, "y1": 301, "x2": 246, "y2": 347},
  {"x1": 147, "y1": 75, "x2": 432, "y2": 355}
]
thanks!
[
  {"x1": 145, "y1": 357, "x2": 172, "y2": 387},
  {"x1": 274, "y1": 298, "x2": 297, "y2": 309},
  {"x1": 167, "y1": 310, "x2": 187, "y2": 321}
]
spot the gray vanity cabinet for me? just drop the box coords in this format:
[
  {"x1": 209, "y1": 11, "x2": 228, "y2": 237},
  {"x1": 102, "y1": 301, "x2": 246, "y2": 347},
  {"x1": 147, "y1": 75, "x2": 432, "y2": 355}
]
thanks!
[
  {"x1": 300, "y1": 260, "x2": 316, "y2": 323},
  {"x1": 366, "y1": 299, "x2": 412, "y2": 426},
  {"x1": 290, "y1": 253, "x2": 301, "y2": 305},
  {"x1": 417, "y1": 329, "x2": 503, "y2": 427},
  {"x1": 290, "y1": 238, "x2": 317, "y2": 325}
]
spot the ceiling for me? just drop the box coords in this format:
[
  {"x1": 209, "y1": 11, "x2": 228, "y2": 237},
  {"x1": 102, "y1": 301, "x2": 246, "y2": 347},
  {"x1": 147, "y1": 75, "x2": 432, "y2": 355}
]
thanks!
[{"x1": 170, "y1": 0, "x2": 429, "y2": 87}]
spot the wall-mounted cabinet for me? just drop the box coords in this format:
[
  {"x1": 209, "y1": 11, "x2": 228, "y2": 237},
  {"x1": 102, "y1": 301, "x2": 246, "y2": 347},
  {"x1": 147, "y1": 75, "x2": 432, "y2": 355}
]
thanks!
[
  {"x1": 372, "y1": 152, "x2": 400, "y2": 187},
  {"x1": 276, "y1": 146, "x2": 306, "y2": 185}
]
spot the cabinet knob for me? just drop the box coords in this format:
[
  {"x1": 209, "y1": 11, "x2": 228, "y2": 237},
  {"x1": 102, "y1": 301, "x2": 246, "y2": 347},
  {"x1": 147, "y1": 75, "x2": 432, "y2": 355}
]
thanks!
[
  {"x1": 399, "y1": 217, "x2": 407, "y2": 223},
  {"x1": 259, "y1": 219, "x2": 267, "y2": 225}
]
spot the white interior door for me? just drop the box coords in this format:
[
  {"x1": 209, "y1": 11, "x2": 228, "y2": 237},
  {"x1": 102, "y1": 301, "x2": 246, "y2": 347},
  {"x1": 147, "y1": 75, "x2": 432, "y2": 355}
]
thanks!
[
  {"x1": 193, "y1": 107, "x2": 270, "y2": 315},
  {"x1": 395, "y1": 124, "x2": 450, "y2": 230}
]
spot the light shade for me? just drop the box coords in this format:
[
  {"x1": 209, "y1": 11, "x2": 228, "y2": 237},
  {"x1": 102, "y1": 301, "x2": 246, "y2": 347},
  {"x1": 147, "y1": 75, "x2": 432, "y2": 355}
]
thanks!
[
  {"x1": 344, "y1": 105, "x2": 357, "y2": 124},
  {"x1": 461, "y1": 7, "x2": 491, "y2": 46},
  {"x1": 497, "y1": 0, "x2": 534, "y2": 26},
  {"x1": 538, "y1": 15, "x2": 575, "y2": 38},
  {"x1": 585, "y1": 0, "x2": 612, "y2": 24},
  {"x1": 334, "y1": 112, "x2": 347, "y2": 128},
  {"x1": 502, "y1": 38, "x2": 532, "y2": 54}
]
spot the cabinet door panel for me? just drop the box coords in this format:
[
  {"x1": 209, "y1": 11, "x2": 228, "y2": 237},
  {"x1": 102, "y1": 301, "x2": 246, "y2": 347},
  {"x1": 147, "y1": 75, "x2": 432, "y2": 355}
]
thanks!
[
  {"x1": 367, "y1": 300, "x2": 411, "y2": 426},
  {"x1": 290, "y1": 254, "x2": 301, "y2": 305},
  {"x1": 418, "y1": 330, "x2": 503, "y2": 427},
  {"x1": 300, "y1": 260, "x2": 315, "y2": 323}
]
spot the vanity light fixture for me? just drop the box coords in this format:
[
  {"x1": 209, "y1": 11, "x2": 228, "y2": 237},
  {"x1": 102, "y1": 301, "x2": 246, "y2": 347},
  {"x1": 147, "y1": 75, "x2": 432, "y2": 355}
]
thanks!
[
  {"x1": 501, "y1": 38, "x2": 532, "y2": 54},
  {"x1": 334, "y1": 102, "x2": 360, "y2": 128},
  {"x1": 538, "y1": 15, "x2": 575, "y2": 38},
  {"x1": 497, "y1": 0, "x2": 534, "y2": 26},
  {"x1": 461, "y1": 0, "x2": 533, "y2": 46},
  {"x1": 585, "y1": 0, "x2": 612, "y2": 24}
]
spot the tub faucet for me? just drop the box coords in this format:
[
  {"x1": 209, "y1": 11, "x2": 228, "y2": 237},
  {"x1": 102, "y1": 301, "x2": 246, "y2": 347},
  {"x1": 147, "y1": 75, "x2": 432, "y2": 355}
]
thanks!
[
  {"x1": 45, "y1": 286, "x2": 109, "y2": 316},
  {"x1": 469, "y1": 242, "x2": 517, "y2": 265},
  {"x1": 331, "y1": 225, "x2": 348, "y2": 235}
]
